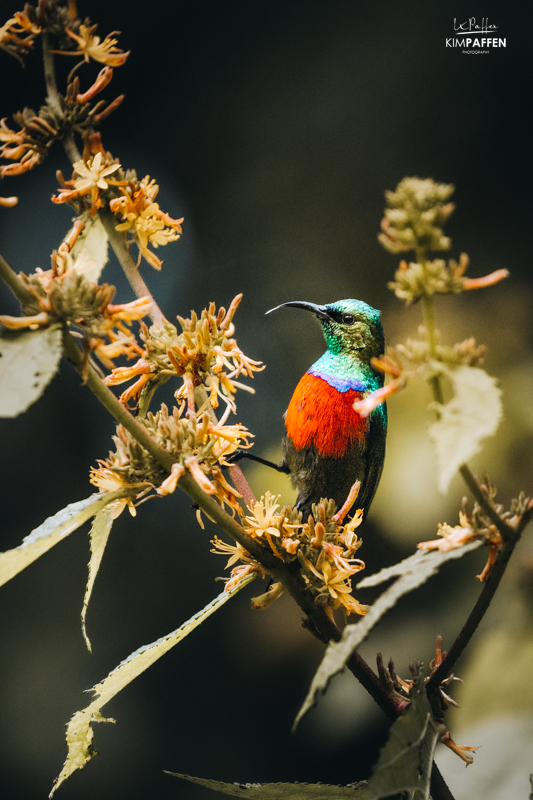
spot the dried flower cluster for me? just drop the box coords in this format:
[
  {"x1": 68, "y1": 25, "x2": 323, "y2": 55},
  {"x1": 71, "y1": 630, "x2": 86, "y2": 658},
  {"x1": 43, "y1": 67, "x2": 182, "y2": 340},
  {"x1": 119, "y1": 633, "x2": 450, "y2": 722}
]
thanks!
[
  {"x1": 0, "y1": 220, "x2": 150, "y2": 373},
  {"x1": 378, "y1": 652, "x2": 478, "y2": 766},
  {"x1": 353, "y1": 336, "x2": 487, "y2": 418},
  {"x1": 0, "y1": 70, "x2": 124, "y2": 177},
  {"x1": 378, "y1": 179, "x2": 508, "y2": 306},
  {"x1": 388, "y1": 253, "x2": 509, "y2": 307},
  {"x1": 0, "y1": 1, "x2": 128, "y2": 178},
  {"x1": 52, "y1": 141, "x2": 184, "y2": 267},
  {"x1": 105, "y1": 295, "x2": 264, "y2": 411},
  {"x1": 212, "y1": 490, "x2": 370, "y2": 618},
  {"x1": 0, "y1": 11, "x2": 40, "y2": 65},
  {"x1": 418, "y1": 484, "x2": 531, "y2": 581},
  {"x1": 1, "y1": 109, "x2": 57, "y2": 177},
  {"x1": 0, "y1": 0, "x2": 129, "y2": 70},
  {"x1": 379, "y1": 177, "x2": 455, "y2": 256},
  {"x1": 109, "y1": 175, "x2": 184, "y2": 269},
  {"x1": 90, "y1": 403, "x2": 253, "y2": 518},
  {"x1": 356, "y1": 177, "x2": 509, "y2": 417}
]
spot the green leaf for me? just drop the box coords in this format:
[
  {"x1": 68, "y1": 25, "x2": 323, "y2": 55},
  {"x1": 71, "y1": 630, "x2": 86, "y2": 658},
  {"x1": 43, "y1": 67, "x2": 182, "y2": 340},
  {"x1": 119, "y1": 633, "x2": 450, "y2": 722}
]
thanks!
[
  {"x1": 50, "y1": 574, "x2": 258, "y2": 797},
  {"x1": 81, "y1": 507, "x2": 114, "y2": 653},
  {"x1": 428, "y1": 365, "x2": 502, "y2": 493},
  {"x1": 0, "y1": 324, "x2": 62, "y2": 417},
  {"x1": 294, "y1": 540, "x2": 482, "y2": 730},
  {"x1": 70, "y1": 216, "x2": 109, "y2": 282},
  {"x1": 166, "y1": 774, "x2": 371, "y2": 799},
  {"x1": 366, "y1": 667, "x2": 443, "y2": 800},
  {"x1": 0, "y1": 490, "x2": 135, "y2": 588}
]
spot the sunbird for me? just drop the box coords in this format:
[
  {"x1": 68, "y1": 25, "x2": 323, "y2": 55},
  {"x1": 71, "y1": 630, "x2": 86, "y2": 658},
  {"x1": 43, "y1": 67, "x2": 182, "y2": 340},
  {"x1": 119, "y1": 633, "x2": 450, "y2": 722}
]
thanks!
[{"x1": 236, "y1": 299, "x2": 387, "y2": 520}]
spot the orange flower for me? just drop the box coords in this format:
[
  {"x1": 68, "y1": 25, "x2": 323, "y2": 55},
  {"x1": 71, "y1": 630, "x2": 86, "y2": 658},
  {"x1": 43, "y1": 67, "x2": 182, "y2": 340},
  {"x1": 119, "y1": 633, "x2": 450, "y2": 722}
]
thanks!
[
  {"x1": 0, "y1": 118, "x2": 47, "y2": 177},
  {"x1": 53, "y1": 152, "x2": 121, "y2": 214},
  {"x1": 109, "y1": 176, "x2": 183, "y2": 269},
  {"x1": 0, "y1": 12, "x2": 40, "y2": 65},
  {"x1": 60, "y1": 24, "x2": 130, "y2": 67}
]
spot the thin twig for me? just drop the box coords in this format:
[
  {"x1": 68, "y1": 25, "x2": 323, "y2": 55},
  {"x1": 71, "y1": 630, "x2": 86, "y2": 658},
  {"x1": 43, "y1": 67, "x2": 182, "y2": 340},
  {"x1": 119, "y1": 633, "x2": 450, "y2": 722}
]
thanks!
[
  {"x1": 458, "y1": 463, "x2": 513, "y2": 536},
  {"x1": 99, "y1": 207, "x2": 165, "y2": 325},
  {"x1": 426, "y1": 519, "x2": 525, "y2": 691}
]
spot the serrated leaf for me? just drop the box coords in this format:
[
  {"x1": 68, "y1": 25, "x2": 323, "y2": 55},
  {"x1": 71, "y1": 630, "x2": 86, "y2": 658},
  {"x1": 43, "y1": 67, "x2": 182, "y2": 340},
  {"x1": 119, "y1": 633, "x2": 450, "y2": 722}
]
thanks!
[
  {"x1": 294, "y1": 540, "x2": 482, "y2": 730},
  {"x1": 428, "y1": 366, "x2": 502, "y2": 493},
  {"x1": 50, "y1": 574, "x2": 257, "y2": 797},
  {"x1": 81, "y1": 507, "x2": 114, "y2": 653},
  {"x1": 70, "y1": 217, "x2": 109, "y2": 283},
  {"x1": 366, "y1": 668, "x2": 442, "y2": 800},
  {"x1": 0, "y1": 325, "x2": 62, "y2": 417},
  {"x1": 166, "y1": 774, "x2": 371, "y2": 799},
  {"x1": 0, "y1": 490, "x2": 135, "y2": 588}
]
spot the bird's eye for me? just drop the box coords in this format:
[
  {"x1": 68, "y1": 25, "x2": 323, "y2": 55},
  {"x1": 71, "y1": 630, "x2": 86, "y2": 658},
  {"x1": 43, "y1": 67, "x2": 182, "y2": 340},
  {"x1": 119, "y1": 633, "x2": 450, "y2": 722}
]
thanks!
[{"x1": 342, "y1": 314, "x2": 355, "y2": 325}]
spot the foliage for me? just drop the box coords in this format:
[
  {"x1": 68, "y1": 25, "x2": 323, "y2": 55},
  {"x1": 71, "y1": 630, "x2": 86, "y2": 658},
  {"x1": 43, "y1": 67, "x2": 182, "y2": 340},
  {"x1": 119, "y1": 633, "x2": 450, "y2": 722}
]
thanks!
[{"x1": 0, "y1": 3, "x2": 531, "y2": 800}]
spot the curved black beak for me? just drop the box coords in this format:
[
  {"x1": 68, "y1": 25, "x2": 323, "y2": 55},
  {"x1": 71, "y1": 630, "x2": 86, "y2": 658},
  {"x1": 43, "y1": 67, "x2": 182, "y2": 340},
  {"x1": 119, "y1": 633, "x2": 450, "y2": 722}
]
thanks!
[{"x1": 265, "y1": 301, "x2": 330, "y2": 319}]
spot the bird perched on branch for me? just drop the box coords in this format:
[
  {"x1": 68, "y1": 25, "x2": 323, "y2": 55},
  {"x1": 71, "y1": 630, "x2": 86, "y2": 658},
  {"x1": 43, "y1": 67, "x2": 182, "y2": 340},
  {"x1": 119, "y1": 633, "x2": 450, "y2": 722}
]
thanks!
[
  {"x1": 270, "y1": 299, "x2": 387, "y2": 520},
  {"x1": 232, "y1": 298, "x2": 387, "y2": 521}
]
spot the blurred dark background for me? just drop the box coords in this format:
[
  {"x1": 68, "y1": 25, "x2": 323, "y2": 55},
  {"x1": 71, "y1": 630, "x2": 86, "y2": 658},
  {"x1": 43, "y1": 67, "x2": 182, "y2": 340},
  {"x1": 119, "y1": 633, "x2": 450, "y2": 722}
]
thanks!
[{"x1": 0, "y1": 1, "x2": 531, "y2": 798}]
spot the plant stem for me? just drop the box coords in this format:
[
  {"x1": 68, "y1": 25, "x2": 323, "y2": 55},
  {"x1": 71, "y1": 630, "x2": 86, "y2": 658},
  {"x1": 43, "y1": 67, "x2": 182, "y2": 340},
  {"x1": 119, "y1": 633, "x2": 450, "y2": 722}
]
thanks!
[
  {"x1": 419, "y1": 263, "x2": 530, "y2": 709},
  {"x1": 0, "y1": 253, "x2": 35, "y2": 306},
  {"x1": 42, "y1": 32, "x2": 62, "y2": 118},
  {"x1": 458, "y1": 463, "x2": 513, "y2": 535},
  {"x1": 426, "y1": 524, "x2": 523, "y2": 691},
  {"x1": 98, "y1": 208, "x2": 165, "y2": 325},
  {"x1": 422, "y1": 292, "x2": 444, "y2": 405},
  {"x1": 62, "y1": 131, "x2": 82, "y2": 164}
]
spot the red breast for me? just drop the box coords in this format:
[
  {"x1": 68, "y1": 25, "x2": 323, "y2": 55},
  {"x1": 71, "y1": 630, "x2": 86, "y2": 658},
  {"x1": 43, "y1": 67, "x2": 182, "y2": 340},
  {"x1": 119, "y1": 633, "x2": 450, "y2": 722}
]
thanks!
[{"x1": 285, "y1": 372, "x2": 367, "y2": 458}]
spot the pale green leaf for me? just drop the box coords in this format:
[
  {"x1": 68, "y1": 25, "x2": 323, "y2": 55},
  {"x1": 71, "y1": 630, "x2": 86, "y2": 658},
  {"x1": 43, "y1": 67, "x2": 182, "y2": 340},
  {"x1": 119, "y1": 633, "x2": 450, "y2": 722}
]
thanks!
[
  {"x1": 81, "y1": 507, "x2": 114, "y2": 653},
  {"x1": 366, "y1": 667, "x2": 443, "y2": 800},
  {"x1": 294, "y1": 540, "x2": 482, "y2": 730},
  {"x1": 50, "y1": 574, "x2": 257, "y2": 797},
  {"x1": 0, "y1": 490, "x2": 134, "y2": 588},
  {"x1": 428, "y1": 366, "x2": 502, "y2": 493},
  {"x1": 70, "y1": 217, "x2": 109, "y2": 283},
  {"x1": 167, "y1": 774, "x2": 371, "y2": 799},
  {"x1": 0, "y1": 325, "x2": 62, "y2": 417}
]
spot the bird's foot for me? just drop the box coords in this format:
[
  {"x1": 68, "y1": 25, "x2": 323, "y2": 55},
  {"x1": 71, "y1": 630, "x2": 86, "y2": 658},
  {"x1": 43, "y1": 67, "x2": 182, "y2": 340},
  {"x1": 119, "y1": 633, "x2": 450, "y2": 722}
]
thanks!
[{"x1": 226, "y1": 450, "x2": 290, "y2": 473}]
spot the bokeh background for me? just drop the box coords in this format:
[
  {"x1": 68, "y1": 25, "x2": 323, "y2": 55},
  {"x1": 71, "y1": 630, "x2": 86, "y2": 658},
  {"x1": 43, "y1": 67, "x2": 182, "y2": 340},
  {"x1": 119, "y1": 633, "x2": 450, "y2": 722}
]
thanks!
[{"x1": 1, "y1": 1, "x2": 531, "y2": 798}]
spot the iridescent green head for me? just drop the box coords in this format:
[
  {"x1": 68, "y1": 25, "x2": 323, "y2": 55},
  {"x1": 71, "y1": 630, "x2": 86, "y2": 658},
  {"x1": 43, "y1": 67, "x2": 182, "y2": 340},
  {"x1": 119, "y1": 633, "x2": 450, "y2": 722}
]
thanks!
[{"x1": 267, "y1": 298, "x2": 384, "y2": 360}]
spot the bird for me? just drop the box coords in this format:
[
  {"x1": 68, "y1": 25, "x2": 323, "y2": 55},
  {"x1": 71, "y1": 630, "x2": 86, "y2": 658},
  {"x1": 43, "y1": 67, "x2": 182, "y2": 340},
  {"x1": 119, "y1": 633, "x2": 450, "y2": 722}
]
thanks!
[{"x1": 267, "y1": 298, "x2": 387, "y2": 521}]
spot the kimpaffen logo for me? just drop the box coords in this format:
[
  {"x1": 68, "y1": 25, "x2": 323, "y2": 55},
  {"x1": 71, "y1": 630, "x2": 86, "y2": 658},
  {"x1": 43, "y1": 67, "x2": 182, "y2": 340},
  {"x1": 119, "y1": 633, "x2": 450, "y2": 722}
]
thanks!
[{"x1": 446, "y1": 17, "x2": 506, "y2": 54}]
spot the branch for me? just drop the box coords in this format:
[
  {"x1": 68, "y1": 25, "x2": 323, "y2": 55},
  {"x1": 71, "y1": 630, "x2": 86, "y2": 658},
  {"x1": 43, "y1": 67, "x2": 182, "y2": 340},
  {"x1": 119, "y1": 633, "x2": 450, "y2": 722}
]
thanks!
[
  {"x1": 458, "y1": 463, "x2": 513, "y2": 536},
  {"x1": 426, "y1": 512, "x2": 528, "y2": 692},
  {"x1": 99, "y1": 208, "x2": 165, "y2": 326}
]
